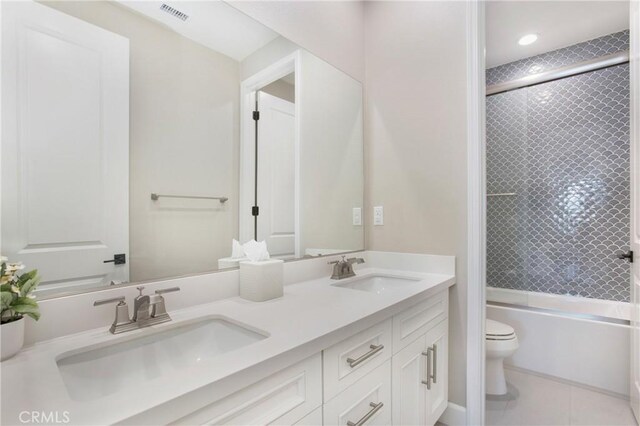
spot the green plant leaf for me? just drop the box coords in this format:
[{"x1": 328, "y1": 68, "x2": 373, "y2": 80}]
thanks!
[
  {"x1": 0, "y1": 291, "x2": 13, "y2": 311},
  {"x1": 12, "y1": 297, "x2": 39, "y2": 321},
  {"x1": 13, "y1": 296, "x2": 37, "y2": 307},
  {"x1": 17, "y1": 269, "x2": 38, "y2": 286},
  {"x1": 0, "y1": 283, "x2": 12, "y2": 293},
  {"x1": 23, "y1": 312, "x2": 39, "y2": 321},
  {"x1": 20, "y1": 276, "x2": 40, "y2": 296}
]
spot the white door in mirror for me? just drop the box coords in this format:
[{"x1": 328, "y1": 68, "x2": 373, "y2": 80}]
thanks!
[
  {"x1": 1, "y1": 1, "x2": 130, "y2": 290},
  {"x1": 257, "y1": 91, "x2": 296, "y2": 257}
]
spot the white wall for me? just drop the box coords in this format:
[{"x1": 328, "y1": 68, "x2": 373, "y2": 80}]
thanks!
[
  {"x1": 227, "y1": 0, "x2": 365, "y2": 83},
  {"x1": 262, "y1": 78, "x2": 295, "y2": 103},
  {"x1": 363, "y1": 1, "x2": 469, "y2": 407},
  {"x1": 241, "y1": 36, "x2": 299, "y2": 80},
  {"x1": 43, "y1": 1, "x2": 240, "y2": 282},
  {"x1": 298, "y1": 50, "x2": 364, "y2": 254}
]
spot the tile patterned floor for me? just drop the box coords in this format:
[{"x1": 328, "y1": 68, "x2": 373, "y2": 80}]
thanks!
[{"x1": 486, "y1": 368, "x2": 638, "y2": 426}]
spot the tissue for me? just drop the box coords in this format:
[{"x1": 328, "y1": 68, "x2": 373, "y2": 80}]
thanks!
[
  {"x1": 242, "y1": 240, "x2": 270, "y2": 261},
  {"x1": 231, "y1": 239, "x2": 245, "y2": 259},
  {"x1": 218, "y1": 239, "x2": 248, "y2": 269}
]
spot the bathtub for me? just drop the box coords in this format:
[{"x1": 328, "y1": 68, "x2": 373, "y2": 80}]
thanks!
[{"x1": 487, "y1": 287, "x2": 631, "y2": 396}]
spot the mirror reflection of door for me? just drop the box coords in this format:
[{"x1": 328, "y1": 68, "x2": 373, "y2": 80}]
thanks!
[
  {"x1": 255, "y1": 75, "x2": 296, "y2": 258},
  {"x1": 1, "y1": 1, "x2": 130, "y2": 294}
]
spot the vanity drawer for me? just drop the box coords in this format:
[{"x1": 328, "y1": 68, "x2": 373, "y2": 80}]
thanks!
[
  {"x1": 323, "y1": 318, "x2": 392, "y2": 401},
  {"x1": 171, "y1": 353, "x2": 322, "y2": 425},
  {"x1": 323, "y1": 360, "x2": 392, "y2": 426},
  {"x1": 393, "y1": 290, "x2": 448, "y2": 353},
  {"x1": 294, "y1": 406, "x2": 323, "y2": 425}
]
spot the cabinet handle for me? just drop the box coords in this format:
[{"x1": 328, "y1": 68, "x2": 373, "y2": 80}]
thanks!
[
  {"x1": 421, "y1": 348, "x2": 433, "y2": 389},
  {"x1": 346, "y1": 344, "x2": 384, "y2": 368},
  {"x1": 432, "y1": 343, "x2": 438, "y2": 384},
  {"x1": 346, "y1": 402, "x2": 384, "y2": 426}
]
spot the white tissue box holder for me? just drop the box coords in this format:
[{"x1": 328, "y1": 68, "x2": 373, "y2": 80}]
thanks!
[
  {"x1": 218, "y1": 257, "x2": 248, "y2": 270},
  {"x1": 239, "y1": 259, "x2": 284, "y2": 302}
]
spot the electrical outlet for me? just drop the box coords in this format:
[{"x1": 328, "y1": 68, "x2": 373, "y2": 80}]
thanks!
[
  {"x1": 352, "y1": 207, "x2": 362, "y2": 226},
  {"x1": 373, "y1": 206, "x2": 384, "y2": 226}
]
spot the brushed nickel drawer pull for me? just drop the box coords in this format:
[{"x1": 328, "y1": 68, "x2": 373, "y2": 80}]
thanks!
[
  {"x1": 347, "y1": 402, "x2": 384, "y2": 426},
  {"x1": 421, "y1": 347, "x2": 434, "y2": 389},
  {"x1": 432, "y1": 343, "x2": 438, "y2": 384},
  {"x1": 346, "y1": 344, "x2": 384, "y2": 368}
]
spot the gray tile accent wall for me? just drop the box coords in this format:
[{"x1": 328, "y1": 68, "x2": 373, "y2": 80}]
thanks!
[
  {"x1": 486, "y1": 33, "x2": 630, "y2": 302},
  {"x1": 487, "y1": 30, "x2": 629, "y2": 86}
]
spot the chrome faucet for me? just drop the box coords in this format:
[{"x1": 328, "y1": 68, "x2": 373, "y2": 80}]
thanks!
[
  {"x1": 329, "y1": 255, "x2": 365, "y2": 280},
  {"x1": 94, "y1": 286, "x2": 180, "y2": 334}
]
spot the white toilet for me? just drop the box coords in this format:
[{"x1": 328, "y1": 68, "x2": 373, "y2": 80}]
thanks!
[{"x1": 485, "y1": 319, "x2": 519, "y2": 395}]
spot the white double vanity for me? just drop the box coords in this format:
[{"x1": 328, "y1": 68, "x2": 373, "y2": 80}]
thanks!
[
  {"x1": 1, "y1": 252, "x2": 455, "y2": 425},
  {"x1": 1, "y1": 1, "x2": 455, "y2": 425}
]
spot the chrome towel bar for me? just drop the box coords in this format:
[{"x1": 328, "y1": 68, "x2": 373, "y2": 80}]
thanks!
[
  {"x1": 487, "y1": 193, "x2": 516, "y2": 197},
  {"x1": 151, "y1": 193, "x2": 228, "y2": 203}
]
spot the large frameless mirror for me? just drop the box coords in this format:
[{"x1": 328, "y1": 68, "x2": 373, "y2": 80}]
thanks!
[{"x1": 1, "y1": 0, "x2": 364, "y2": 298}]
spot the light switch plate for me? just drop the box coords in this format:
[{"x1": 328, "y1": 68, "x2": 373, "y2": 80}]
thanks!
[
  {"x1": 352, "y1": 207, "x2": 362, "y2": 226},
  {"x1": 373, "y1": 206, "x2": 384, "y2": 226}
]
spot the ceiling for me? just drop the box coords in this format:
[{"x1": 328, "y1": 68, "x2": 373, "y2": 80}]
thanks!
[
  {"x1": 486, "y1": 1, "x2": 629, "y2": 68},
  {"x1": 117, "y1": 1, "x2": 280, "y2": 62}
]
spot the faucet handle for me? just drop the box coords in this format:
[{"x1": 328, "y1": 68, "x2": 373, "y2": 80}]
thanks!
[
  {"x1": 93, "y1": 295, "x2": 131, "y2": 334},
  {"x1": 136, "y1": 286, "x2": 145, "y2": 296},
  {"x1": 155, "y1": 286, "x2": 180, "y2": 295},
  {"x1": 150, "y1": 287, "x2": 179, "y2": 319},
  {"x1": 328, "y1": 255, "x2": 347, "y2": 265},
  {"x1": 93, "y1": 296, "x2": 126, "y2": 306}
]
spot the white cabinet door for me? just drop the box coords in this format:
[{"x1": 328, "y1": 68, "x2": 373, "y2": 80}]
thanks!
[
  {"x1": 257, "y1": 91, "x2": 297, "y2": 257},
  {"x1": 392, "y1": 319, "x2": 448, "y2": 426},
  {"x1": 1, "y1": 0, "x2": 130, "y2": 292},
  {"x1": 392, "y1": 331, "x2": 428, "y2": 426},
  {"x1": 424, "y1": 320, "x2": 448, "y2": 425}
]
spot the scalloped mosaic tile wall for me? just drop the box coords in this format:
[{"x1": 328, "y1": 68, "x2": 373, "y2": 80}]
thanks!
[
  {"x1": 487, "y1": 31, "x2": 629, "y2": 86},
  {"x1": 486, "y1": 32, "x2": 630, "y2": 301}
]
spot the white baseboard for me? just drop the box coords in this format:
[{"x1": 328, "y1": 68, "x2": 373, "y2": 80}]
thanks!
[{"x1": 439, "y1": 402, "x2": 467, "y2": 426}]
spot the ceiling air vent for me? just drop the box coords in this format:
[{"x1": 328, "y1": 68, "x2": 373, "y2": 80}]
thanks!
[{"x1": 159, "y1": 4, "x2": 189, "y2": 22}]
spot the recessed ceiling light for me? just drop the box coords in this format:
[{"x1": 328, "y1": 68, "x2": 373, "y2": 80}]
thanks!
[{"x1": 518, "y1": 34, "x2": 538, "y2": 46}]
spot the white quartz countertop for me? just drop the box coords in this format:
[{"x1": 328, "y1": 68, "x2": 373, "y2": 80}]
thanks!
[{"x1": 1, "y1": 267, "x2": 454, "y2": 425}]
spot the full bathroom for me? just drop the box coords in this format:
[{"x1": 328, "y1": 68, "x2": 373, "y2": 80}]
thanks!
[
  {"x1": 484, "y1": 2, "x2": 636, "y2": 424},
  {"x1": 0, "y1": 1, "x2": 638, "y2": 426}
]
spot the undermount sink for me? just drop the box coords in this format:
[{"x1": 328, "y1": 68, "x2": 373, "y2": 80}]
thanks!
[
  {"x1": 56, "y1": 317, "x2": 267, "y2": 402},
  {"x1": 332, "y1": 274, "x2": 420, "y2": 294}
]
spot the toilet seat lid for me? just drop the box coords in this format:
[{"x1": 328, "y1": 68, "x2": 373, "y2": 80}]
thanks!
[{"x1": 486, "y1": 319, "x2": 515, "y2": 337}]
